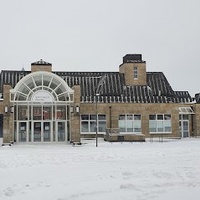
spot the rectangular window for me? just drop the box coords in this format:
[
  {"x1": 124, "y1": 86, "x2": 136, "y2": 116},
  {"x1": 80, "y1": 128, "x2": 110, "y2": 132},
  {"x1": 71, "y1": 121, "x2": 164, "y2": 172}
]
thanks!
[
  {"x1": 80, "y1": 114, "x2": 106, "y2": 134},
  {"x1": 118, "y1": 114, "x2": 141, "y2": 134},
  {"x1": 33, "y1": 106, "x2": 41, "y2": 120},
  {"x1": 149, "y1": 114, "x2": 171, "y2": 133},
  {"x1": 18, "y1": 106, "x2": 28, "y2": 120},
  {"x1": 134, "y1": 66, "x2": 138, "y2": 79}
]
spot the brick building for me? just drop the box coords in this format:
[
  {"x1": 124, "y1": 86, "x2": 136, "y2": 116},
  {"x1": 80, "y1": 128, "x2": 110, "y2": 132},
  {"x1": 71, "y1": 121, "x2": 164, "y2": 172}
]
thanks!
[{"x1": 0, "y1": 54, "x2": 199, "y2": 144}]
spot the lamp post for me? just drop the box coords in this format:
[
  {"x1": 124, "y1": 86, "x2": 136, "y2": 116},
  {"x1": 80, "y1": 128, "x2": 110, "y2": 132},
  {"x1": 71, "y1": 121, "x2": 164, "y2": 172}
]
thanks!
[{"x1": 95, "y1": 93, "x2": 100, "y2": 147}]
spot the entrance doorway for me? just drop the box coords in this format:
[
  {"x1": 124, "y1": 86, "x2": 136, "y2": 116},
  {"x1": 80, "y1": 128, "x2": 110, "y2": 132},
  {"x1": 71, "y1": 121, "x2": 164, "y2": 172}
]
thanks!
[
  {"x1": 10, "y1": 71, "x2": 74, "y2": 143},
  {"x1": 17, "y1": 106, "x2": 69, "y2": 143},
  {"x1": 179, "y1": 115, "x2": 189, "y2": 137}
]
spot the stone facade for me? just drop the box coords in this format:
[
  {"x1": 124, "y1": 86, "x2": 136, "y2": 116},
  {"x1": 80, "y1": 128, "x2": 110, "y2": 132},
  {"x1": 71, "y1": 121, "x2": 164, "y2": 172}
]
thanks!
[
  {"x1": 192, "y1": 104, "x2": 200, "y2": 137},
  {"x1": 119, "y1": 62, "x2": 147, "y2": 86},
  {"x1": 0, "y1": 54, "x2": 199, "y2": 144},
  {"x1": 79, "y1": 102, "x2": 184, "y2": 139},
  {"x1": 3, "y1": 85, "x2": 14, "y2": 143},
  {"x1": 31, "y1": 59, "x2": 52, "y2": 73}
]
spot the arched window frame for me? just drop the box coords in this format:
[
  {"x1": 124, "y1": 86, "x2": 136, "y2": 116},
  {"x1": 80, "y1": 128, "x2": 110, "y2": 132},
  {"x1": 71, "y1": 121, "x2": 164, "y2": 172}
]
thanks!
[{"x1": 10, "y1": 71, "x2": 74, "y2": 103}]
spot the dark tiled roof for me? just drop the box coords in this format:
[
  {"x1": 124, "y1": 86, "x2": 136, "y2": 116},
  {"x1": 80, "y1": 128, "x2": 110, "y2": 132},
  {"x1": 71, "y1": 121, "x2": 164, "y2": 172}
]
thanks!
[
  {"x1": 0, "y1": 70, "x2": 192, "y2": 103},
  {"x1": 0, "y1": 70, "x2": 31, "y2": 93}
]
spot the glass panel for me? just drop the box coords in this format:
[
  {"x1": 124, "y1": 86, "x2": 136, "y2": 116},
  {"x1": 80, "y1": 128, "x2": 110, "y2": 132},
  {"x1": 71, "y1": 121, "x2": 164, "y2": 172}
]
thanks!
[
  {"x1": 98, "y1": 114, "x2": 106, "y2": 120},
  {"x1": 18, "y1": 84, "x2": 30, "y2": 95},
  {"x1": 183, "y1": 115, "x2": 189, "y2": 120},
  {"x1": 149, "y1": 115, "x2": 156, "y2": 120},
  {"x1": 179, "y1": 121, "x2": 182, "y2": 132},
  {"x1": 81, "y1": 121, "x2": 89, "y2": 132},
  {"x1": 157, "y1": 115, "x2": 163, "y2": 120},
  {"x1": 26, "y1": 78, "x2": 35, "y2": 89},
  {"x1": 43, "y1": 122, "x2": 51, "y2": 142},
  {"x1": 33, "y1": 106, "x2": 42, "y2": 120},
  {"x1": 27, "y1": 91, "x2": 34, "y2": 101},
  {"x1": 127, "y1": 120, "x2": 133, "y2": 132},
  {"x1": 98, "y1": 121, "x2": 106, "y2": 132},
  {"x1": 164, "y1": 121, "x2": 171, "y2": 132},
  {"x1": 19, "y1": 122, "x2": 27, "y2": 142},
  {"x1": 186, "y1": 107, "x2": 193, "y2": 113},
  {"x1": 127, "y1": 115, "x2": 133, "y2": 120},
  {"x1": 149, "y1": 120, "x2": 156, "y2": 132},
  {"x1": 81, "y1": 115, "x2": 89, "y2": 120},
  {"x1": 157, "y1": 121, "x2": 164, "y2": 132},
  {"x1": 55, "y1": 84, "x2": 66, "y2": 95},
  {"x1": 18, "y1": 106, "x2": 28, "y2": 120},
  {"x1": 134, "y1": 115, "x2": 141, "y2": 120},
  {"x1": 183, "y1": 121, "x2": 189, "y2": 130},
  {"x1": 43, "y1": 75, "x2": 51, "y2": 86},
  {"x1": 164, "y1": 114, "x2": 171, "y2": 120},
  {"x1": 90, "y1": 115, "x2": 97, "y2": 120},
  {"x1": 90, "y1": 121, "x2": 96, "y2": 132},
  {"x1": 57, "y1": 106, "x2": 66, "y2": 120},
  {"x1": 32, "y1": 86, "x2": 42, "y2": 93},
  {"x1": 55, "y1": 87, "x2": 63, "y2": 95},
  {"x1": 43, "y1": 106, "x2": 52, "y2": 120},
  {"x1": 34, "y1": 122, "x2": 41, "y2": 142},
  {"x1": 134, "y1": 120, "x2": 141, "y2": 132},
  {"x1": 33, "y1": 75, "x2": 42, "y2": 86},
  {"x1": 58, "y1": 122, "x2": 65, "y2": 141},
  {"x1": 183, "y1": 131, "x2": 188, "y2": 137},
  {"x1": 119, "y1": 115, "x2": 125, "y2": 120},
  {"x1": 16, "y1": 93, "x2": 27, "y2": 101},
  {"x1": 58, "y1": 94, "x2": 67, "y2": 101},
  {"x1": 50, "y1": 78, "x2": 60, "y2": 90},
  {"x1": 119, "y1": 120, "x2": 126, "y2": 132}
]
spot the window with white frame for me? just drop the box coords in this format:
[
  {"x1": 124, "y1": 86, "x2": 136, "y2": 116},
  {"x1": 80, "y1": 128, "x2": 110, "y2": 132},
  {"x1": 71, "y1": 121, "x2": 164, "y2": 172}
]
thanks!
[
  {"x1": 134, "y1": 66, "x2": 138, "y2": 79},
  {"x1": 149, "y1": 114, "x2": 171, "y2": 133},
  {"x1": 119, "y1": 114, "x2": 141, "y2": 133},
  {"x1": 81, "y1": 114, "x2": 106, "y2": 134}
]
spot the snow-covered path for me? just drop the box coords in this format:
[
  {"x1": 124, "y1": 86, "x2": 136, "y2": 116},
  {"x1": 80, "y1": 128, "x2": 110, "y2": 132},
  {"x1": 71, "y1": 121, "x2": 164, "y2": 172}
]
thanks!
[{"x1": 0, "y1": 138, "x2": 200, "y2": 200}]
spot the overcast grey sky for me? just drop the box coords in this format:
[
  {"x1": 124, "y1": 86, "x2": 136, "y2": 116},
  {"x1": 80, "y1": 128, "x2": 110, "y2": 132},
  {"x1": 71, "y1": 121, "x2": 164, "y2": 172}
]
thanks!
[{"x1": 0, "y1": 0, "x2": 199, "y2": 96}]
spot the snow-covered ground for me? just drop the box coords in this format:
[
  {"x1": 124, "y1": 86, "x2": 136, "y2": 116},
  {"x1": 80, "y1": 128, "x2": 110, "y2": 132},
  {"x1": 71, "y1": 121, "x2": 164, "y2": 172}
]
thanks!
[{"x1": 0, "y1": 138, "x2": 200, "y2": 200}]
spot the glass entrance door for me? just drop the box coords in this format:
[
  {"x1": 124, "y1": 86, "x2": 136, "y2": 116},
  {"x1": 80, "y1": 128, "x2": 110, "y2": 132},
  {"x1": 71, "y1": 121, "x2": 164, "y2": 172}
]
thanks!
[
  {"x1": 58, "y1": 122, "x2": 65, "y2": 141},
  {"x1": 19, "y1": 122, "x2": 27, "y2": 142},
  {"x1": 182, "y1": 121, "x2": 189, "y2": 137},
  {"x1": 15, "y1": 104, "x2": 70, "y2": 143},
  {"x1": 179, "y1": 115, "x2": 189, "y2": 138},
  {"x1": 43, "y1": 122, "x2": 51, "y2": 141},
  {"x1": 34, "y1": 122, "x2": 41, "y2": 142}
]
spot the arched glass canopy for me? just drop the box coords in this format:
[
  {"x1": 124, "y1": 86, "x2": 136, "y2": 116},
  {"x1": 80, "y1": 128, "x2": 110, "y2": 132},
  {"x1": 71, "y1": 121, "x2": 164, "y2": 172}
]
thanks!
[{"x1": 10, "y1": 71, "x2": 74, "y2": 102}]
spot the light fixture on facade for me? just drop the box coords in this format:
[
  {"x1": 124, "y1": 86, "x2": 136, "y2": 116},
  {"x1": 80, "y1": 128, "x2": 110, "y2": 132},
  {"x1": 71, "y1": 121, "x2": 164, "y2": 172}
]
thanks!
[
  {"x1": 4, "y1": 106, "x2": 8, "y2": 113},
  {"x1": 76, "y1": 105, "x2": 80, "y2": 113}
]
